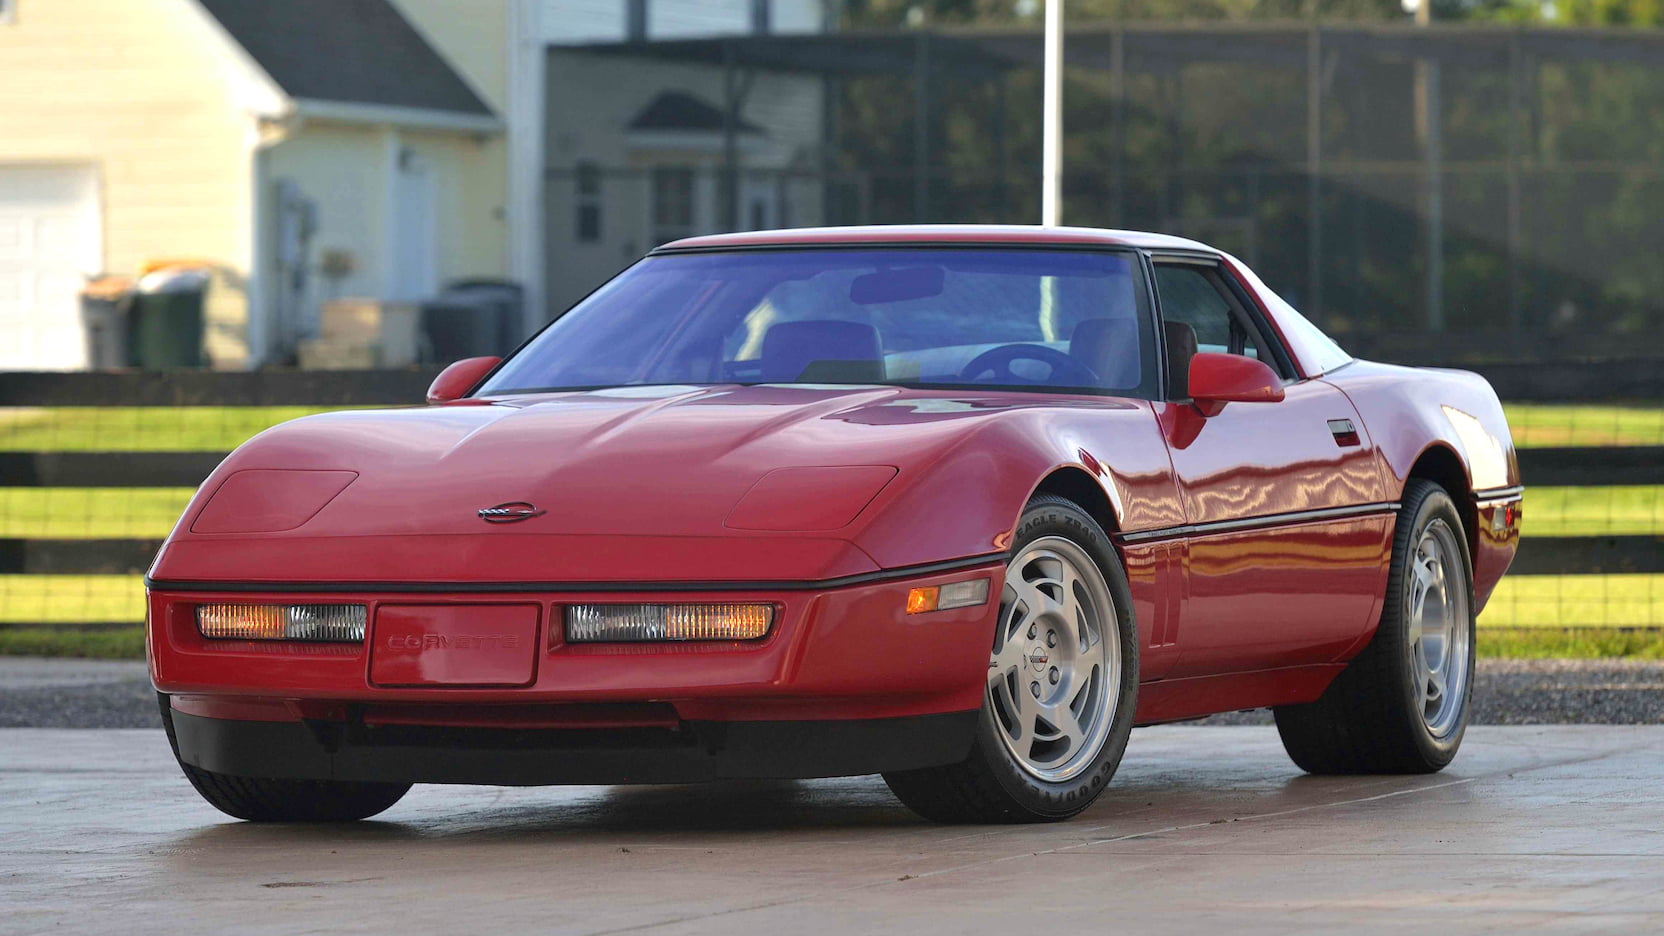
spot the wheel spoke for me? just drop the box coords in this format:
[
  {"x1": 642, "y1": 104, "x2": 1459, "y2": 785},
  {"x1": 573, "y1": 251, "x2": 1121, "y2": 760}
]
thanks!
[
  {"x1": 1426, "y1": 665, "x2": 1446, "y2": 710},
  {"x1": 990, "y1": 620, "x2": 1030, "y2": 681},
  {"x1": 1033, "y1": 698, "x2": 1086, "y2": 755}
]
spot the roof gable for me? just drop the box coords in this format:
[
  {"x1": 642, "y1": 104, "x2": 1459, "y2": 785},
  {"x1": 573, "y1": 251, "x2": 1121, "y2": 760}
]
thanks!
[
  {"x1": 628, "y1": 92, "x2": 761, "y2": 134},
  {"x1": 196, "y1": 0, "x2": 493, "y2": 119}
]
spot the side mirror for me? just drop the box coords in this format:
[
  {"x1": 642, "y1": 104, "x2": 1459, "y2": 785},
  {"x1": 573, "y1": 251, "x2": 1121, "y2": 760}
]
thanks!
[
  {"x1": 1188, "y1": 352, "x2": 1284, "y2": 416},
  {"x1": 426, "y1": 356, "x2": 501, "y2": 405}
]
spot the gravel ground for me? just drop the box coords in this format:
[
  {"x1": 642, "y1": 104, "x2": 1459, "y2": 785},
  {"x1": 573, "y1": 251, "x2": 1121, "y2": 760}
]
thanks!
[
  {"x1": 1199, "y1": 658, "x2": 1664, "y2": 725},
  {"x1": 0, "y1": 659, "x2": 156, "y2": 729},
  {"x1": 0, "y1": 657, "x2": 1659, "y2": 729}
]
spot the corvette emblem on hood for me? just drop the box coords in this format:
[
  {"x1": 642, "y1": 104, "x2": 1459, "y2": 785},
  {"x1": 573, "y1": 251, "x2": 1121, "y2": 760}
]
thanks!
[{"x1": 478, "y1": 502, "x2": 546, "y2": 524}]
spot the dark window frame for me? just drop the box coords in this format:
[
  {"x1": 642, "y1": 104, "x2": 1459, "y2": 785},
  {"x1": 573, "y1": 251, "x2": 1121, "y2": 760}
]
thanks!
[{"x1": 1146, "y1": 252, "x2": 1297, "y2": 402}]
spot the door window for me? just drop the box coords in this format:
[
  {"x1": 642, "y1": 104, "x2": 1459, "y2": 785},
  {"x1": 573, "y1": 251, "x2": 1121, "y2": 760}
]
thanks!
[{"x1": 1153, "y1": 262, "x2": 1279, "y2": 399}]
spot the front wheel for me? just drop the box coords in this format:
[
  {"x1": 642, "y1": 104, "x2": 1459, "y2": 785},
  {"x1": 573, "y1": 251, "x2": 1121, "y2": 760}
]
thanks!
[
  {"x1": 1273, "y1": 479, "x2": 1476, "y2": 774},
  {"x1": 884, "y1": 495, "x2": 1139, "y2": 823}
]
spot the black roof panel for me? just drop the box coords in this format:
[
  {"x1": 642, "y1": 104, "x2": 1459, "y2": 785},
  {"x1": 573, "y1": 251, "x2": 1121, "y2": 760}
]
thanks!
[{"x1": 198, "y1": 0, "x2": 493, "y2": 117}]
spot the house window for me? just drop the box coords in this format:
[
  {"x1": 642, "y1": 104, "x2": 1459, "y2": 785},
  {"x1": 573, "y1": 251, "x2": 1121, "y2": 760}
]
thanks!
[
  {"x1": 575, "y1": 162, "x2": 602, "y2": 243},
  {"x1": 651, "y1": 167, "x2": 695, "y2": 246}
]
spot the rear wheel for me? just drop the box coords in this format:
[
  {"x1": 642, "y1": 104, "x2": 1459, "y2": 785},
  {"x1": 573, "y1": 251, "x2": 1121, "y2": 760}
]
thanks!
[
  {"x1": 159, "y1": 695, "x2": 410, "y2": 822},
  {"x1": 1273, "y1": 479, "x2": 1476, "y2": 774},
  {"x1": 884, "y1": 495, "x2": 1138, "y2": 823}
]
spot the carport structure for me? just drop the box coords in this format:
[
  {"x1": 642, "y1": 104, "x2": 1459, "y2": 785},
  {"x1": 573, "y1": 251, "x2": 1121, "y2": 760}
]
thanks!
[{"x1": 549, "y1": 24, "x2": 1664, "y2": 347}]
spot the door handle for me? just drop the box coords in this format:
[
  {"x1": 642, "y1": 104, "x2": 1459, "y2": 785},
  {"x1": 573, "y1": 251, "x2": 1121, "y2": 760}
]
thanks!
[{"x1": 1328, "y1": 419, "x2": 1361, "y2": 447}]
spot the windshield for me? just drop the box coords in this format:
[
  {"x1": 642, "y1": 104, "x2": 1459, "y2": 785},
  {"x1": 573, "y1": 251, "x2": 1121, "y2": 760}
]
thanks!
[{"x1": 480, "y1": 248, "x2": 1155, "y2": 397}]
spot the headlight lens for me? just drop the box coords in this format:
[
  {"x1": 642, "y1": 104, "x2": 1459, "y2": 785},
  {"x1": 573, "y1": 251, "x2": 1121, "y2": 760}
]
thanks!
[
  {"x1": 565, "y1": 603, "x2": 773, "y2": 642},
  {"x1": 196, "y1": 604, "x2": 367, "y2": 642}
]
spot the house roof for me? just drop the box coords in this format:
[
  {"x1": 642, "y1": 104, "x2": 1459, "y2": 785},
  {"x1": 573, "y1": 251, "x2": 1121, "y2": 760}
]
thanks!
[
  {"x1": 197, "y1": 0, "x2": 494, "y2": 121},
  {"x1": 628, "y1": 92, "x2": 761, "y2": 134}
]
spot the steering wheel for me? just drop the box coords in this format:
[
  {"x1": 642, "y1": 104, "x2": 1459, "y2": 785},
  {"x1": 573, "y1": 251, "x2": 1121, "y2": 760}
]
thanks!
[{"x1": 959, "y1": 343, "x2": 1100, "y2": 387}]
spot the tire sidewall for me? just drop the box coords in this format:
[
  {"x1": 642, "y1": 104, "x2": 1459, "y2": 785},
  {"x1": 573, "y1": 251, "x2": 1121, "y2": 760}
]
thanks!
[
  {"x1": 971, "y1": 496, "x2": 1139, "y2": 819},
  {"x1": 1389, "y1": 485, "x2": 1476, "y2": 767}
]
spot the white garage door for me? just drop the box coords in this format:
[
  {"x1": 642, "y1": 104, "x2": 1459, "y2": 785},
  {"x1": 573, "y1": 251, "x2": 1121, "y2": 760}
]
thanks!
[{"x1": 0, "y1": 165, "x2": 103, "y2": 370}]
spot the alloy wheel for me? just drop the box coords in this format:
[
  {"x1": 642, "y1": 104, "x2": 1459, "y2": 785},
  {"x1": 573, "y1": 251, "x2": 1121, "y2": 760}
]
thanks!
[{"x1": 987, "y1": 536, "x2": 1120, "y2": 782}]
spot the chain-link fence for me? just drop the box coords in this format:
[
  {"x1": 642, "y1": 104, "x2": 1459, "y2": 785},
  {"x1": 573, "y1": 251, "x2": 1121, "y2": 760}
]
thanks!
[{"x1": 549, "y1": 25, "x2": 1664, "y2": 344}]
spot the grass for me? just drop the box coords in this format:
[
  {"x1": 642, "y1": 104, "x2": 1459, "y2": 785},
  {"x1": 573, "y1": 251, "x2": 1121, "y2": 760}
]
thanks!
[
  {"x1": 1480, "y1": 573, "x2": 1664, "y2": 628},
  {"x1": 0, "y1": 576, "x2": 146, "y2": 624},
  {"x1": 0, "y1": 488, "x2": 195, "y2": 538},
  {"x1": 1478, "y1": 627, "x2": 1664, "y2": 659},
  {"x1": 0, "y1": 627, "x2": 145, "y2": 659},
  {"x1": 0, "y1": 406, "x2": 351, "y2": 452},
  {"x1": 1504, "y1": 403, "x2": 1664, "y2": 449},
  {"x1": 1522, "y1": 486, "x2": 1663, "y2": 537}
]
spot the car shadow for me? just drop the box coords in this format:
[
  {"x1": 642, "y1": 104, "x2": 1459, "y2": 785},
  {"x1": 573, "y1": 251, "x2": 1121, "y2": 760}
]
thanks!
[{"x1": 159, "y1": 776, "x2": 930, "y2": 856}]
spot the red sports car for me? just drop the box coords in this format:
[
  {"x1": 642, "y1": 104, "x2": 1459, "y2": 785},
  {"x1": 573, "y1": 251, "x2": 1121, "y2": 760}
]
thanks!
[{"x1": 147, "y1": 226, "x2": 1521, "y2": 824}]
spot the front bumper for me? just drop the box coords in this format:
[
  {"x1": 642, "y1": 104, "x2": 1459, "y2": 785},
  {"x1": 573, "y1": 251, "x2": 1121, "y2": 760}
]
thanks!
[
  {"x1": 164, "y1": 704, "x2": 980, "y2": 785},
  {"x1": 148, "y1": 560, "x2": 1001, "y2": 784}
]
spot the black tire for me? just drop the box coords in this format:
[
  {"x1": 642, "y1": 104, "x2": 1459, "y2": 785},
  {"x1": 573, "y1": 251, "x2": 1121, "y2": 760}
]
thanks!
[
  {"x1": 883, "y1": 494, "x2": 1139, "y2": 823},
  {"x1": 1273, "y1": 479, "x2": 1476, "y2": 774},
  {"x1": 158, "y1": 694, "x2": 411, "y2": 822}
]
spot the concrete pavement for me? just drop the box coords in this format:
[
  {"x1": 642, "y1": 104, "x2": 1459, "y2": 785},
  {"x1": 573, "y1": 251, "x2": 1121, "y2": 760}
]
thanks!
[{"x1": 2, "y1": 725, "x2": 1661, "y2": 934}]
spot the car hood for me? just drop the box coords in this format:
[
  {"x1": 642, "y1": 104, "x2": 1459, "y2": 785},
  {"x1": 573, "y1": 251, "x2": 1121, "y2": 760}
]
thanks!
[{"x1": 153, "y1": 385, "x2": 1098, "y2": 585}]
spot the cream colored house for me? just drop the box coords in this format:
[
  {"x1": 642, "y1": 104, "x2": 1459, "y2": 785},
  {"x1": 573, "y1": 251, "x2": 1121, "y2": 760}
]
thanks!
[
  {"x1": 0, "y1": 0, "x2": 511, "y2": 369},
  {"x1": 0, "y1": 0, "x2": 839, "y2": 370}
]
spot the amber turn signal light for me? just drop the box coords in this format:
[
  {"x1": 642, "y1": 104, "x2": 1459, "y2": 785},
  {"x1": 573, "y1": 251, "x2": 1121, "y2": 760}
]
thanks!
[
  {"x1": 906, "y1": 578, "x2": 991, "y2": 614},
  {"x1": 196, "y1": 604, "x2": 367, "y2": 642}
]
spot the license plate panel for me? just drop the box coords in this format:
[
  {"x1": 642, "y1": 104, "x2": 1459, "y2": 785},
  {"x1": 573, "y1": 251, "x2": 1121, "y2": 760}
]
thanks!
[{"x1": 370, "y1": 604, "x2": 540, "y2": 688}]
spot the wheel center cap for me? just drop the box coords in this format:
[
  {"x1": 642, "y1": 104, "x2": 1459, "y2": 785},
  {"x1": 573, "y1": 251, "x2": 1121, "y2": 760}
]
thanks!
[{"x1": 1026, "y1": 646, "x2": 1050, "y2": 672}]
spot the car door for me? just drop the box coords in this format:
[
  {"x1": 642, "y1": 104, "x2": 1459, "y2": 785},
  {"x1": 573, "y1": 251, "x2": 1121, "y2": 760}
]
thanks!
[{"x1": 1147, "y1": 255, "x2": 1392, "y2": 678}]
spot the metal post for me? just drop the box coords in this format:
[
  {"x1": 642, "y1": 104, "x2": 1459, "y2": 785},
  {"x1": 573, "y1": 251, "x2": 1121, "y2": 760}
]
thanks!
[
  {"x1": 995, "y1": 75, "x2": 1010, "y2": 221},
  {"x1": 1041, "y1": 0, "x2": 1063, "y2": 226},
  {"x1": 821, "y1": 68, "x2": 841, "y2": 225},
  {"x1": 1425, "y1": 59, "x2": 1444, "y2": 332},
  {"x1": 722, "y1": 41, "x2": 739, "y2": 231},
  {"x1": 914, "y1": 32, "x2": 932, "y2": 221},
  {"x1": 1307, "y1": 26, "x2": 1323, "y2": 322},
  {"x1": 1506, "y1": 31, "x2": 1524, "y2": 331},
  {"x1": 1111, "y1": 26, "x2": 1124, "y2": 227},
  {"x1": 1412, "y1": 0, "x2": 1443, "y2": 331}
]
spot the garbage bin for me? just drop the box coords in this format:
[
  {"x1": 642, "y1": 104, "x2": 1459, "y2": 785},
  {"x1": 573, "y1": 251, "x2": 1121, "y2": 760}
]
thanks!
[
  {"x1": 419, "y1": 279, "x2": 524, "y2": 362},
  {"x1": 129, "y1": 265, "x2": 208, "y2": 368},
  {"x1": 79, "y1": 275, "x2": 135, "y2": 370}
]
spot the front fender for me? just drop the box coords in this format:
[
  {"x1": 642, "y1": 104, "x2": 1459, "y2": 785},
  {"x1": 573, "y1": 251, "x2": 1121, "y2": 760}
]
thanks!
[{"x1": 849, "y1": 399, "x2": 1180, "y2": 569}]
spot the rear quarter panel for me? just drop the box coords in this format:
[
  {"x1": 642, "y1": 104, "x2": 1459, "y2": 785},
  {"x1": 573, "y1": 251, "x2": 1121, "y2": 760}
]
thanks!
[{"x1": 1319, "y1": 359, "x2": 1521, "y2": 610}]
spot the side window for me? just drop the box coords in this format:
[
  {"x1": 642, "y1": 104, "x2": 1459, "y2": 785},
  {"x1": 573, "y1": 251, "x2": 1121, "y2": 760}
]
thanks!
[{"x1": 1153, "y1": 262, "x2": 1275, "y2": 399}]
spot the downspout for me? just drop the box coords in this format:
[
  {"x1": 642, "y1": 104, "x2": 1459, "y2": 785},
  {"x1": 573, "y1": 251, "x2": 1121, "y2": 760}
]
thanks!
[{"x1": 245, "y1": 112, "x2": 301, "y2": 368}]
